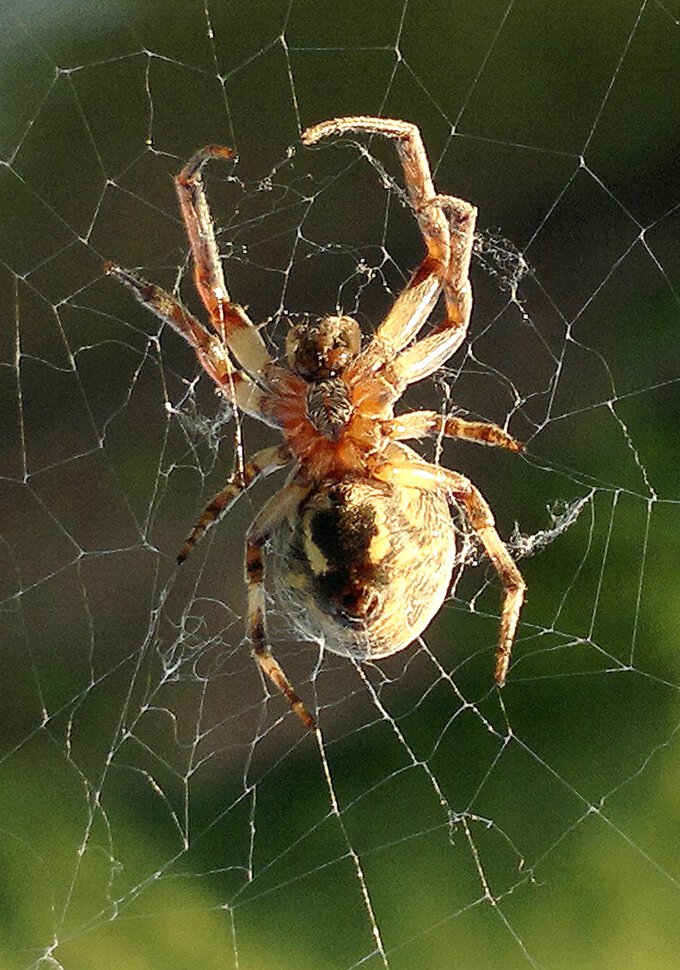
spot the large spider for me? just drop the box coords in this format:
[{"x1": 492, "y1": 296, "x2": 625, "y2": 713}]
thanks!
[{"x1": 106, "y1": 116, "x2": 526, "y2": 730}]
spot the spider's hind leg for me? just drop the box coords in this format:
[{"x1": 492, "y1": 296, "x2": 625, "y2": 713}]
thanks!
[
  {"x1": 373, "y1": 447, "x2": 526, "y2": 687},
  {"x1": 177, "y1": 445, "x2": 290, "y2": 564},
  {"x1": 245, "y1": 482, "x2": 316, "y2": 730}
]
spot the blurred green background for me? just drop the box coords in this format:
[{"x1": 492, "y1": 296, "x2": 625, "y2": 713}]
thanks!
[{"x1": 1, "y1": 0, "x2": 679, "y2": 967}]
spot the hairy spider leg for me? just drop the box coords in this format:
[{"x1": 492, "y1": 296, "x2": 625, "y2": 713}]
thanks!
[
  {"x1": 373, "y1": 444, "x2": 526, "y2": 687},
  {"x1": 175, "y1": 146, "x2": 272, "y2": 384},
  {"x1": 302, "y1": 117, "x2": 477, "y2": 390},
  {"x1": 384, "y1": 193, "x2": 476, "y2": 391},
  {"x1": 383, "y1": 410, "x2": 523, "y2": 453},
  {"x1": 105, "y1": 264, "x2": 275, "y2": 425},
  {"x1": 245, "y1": 482, "x2": 316, "y2": 729},
  {"x1": 177, "y1": 445, "x2": 291, "y2": 564}
]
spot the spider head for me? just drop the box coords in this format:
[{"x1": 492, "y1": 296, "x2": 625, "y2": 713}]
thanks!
[{"x1": 286, "y1": 315, "x2": 361, "y2": 381}]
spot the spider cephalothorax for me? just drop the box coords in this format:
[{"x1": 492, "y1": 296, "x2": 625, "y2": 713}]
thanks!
[
  {"x1": 286, "y1": 314, "x2": 361, "y2": 380},
  {"x1": 107, "y1": 116, "x2": 525, "y2": 730},
  {"x1": 285, "y1": 314, "x2": 362, "y2": 442}
]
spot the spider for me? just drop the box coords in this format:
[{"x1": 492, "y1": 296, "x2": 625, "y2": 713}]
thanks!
[{"x1": 106, "y1": 116, "x2": 526, "y2": 731}]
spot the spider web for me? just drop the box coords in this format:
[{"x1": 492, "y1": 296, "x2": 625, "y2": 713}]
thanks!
[{"x1": 2, "y1": 1, "x2": 679, "y2": 967}]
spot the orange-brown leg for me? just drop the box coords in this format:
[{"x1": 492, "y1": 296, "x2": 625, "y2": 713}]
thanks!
[
  {"x1": 302, "y1": 118, "x2": 477, "y2": 382},
  {"x1": 177, "y1": 445, "x2": 290, "y2": 564},
  {"x1": 175, "y1": 146, "x2": 272, "y2": 382},
  {"x1": 105, "y1": 263, "x2": 276, "y2": 425},
  {"x1": 383, "y1": 410, "x2": 523, "y2": 453},
  {"x1": 245, "y1": 483, "x2": 316, "y2": 729},
  {"x1": 373, "y1": 448, "x2": 525, "y2": 686},
  {"x1": 384, "y1": 192, "x2": 476, "y2": 388}
]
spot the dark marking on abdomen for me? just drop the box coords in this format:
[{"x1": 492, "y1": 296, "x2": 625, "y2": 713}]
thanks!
[{"x1": 271, "y1": 476, "x2": 457, "y2": 659}]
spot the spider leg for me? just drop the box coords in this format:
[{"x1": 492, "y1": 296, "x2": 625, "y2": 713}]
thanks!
[
  {"x1": 363, "y1": 264, "x2": 444, "y2": 373},
  {"x1": 245, "y1": 482, "x2": 316, "y2": 729},
  {"x1": 175, "y1": 145, "x2": 272, "y2": 384},
  {"x1": 303, "y1": 116, "x2": 448, "y2": 262},
  {"x1": 383, "y1": 193, "x2": 476, "y2": 389},
  {"x1": 384, "y1": 410, "x2": 523, "y2": 453},
  {"x1": 302, "y1": 118, "x2": 477, "y2": 375},
  {"x1": 377, "y1": 192, "x2": 477, "y2": 374},
  {"x1": 106, "y1": 264, "x2": 279, "y2": 427},
  {"x1": 177, "y1": 445, "x2": 291, "y2": 564},
  {"x1": 373, "y1": 446, "x2": 525, "y2": 686}
]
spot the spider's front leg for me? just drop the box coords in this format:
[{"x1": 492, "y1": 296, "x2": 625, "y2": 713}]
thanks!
[
  {"x1": 303, "y1": 116, "x2": 448, "y2": 263},
  {"x1": 175, "y1": 146, "x2": 272, "y2": 383},
  {"x1": 386, "y1": 191, "x2": 476, "y2": 388},
  {"x1": 302, "y1": 117, "x2": 477, "y2": 377},
  {"x1": 105, "y1": 263, "x2": 275, "y2": 424},
  {"x1": 245, "y1": 482, "x2": 316, "y2": 730}
]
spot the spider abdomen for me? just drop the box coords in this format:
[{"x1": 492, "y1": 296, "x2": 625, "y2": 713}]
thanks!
[{"x1": 272, "y1": 477, "x2": 456, "y2": 659}]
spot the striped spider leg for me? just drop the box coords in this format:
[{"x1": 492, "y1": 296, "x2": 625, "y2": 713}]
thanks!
[{"x1": 107, "y1": 148, "x2": 320, "y2": 729}]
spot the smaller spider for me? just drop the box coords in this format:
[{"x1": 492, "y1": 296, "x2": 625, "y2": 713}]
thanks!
[{"x1": 106, "y1": 116, "x2": 526, "y2": 730}]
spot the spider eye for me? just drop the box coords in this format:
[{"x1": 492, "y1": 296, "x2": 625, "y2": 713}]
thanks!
[{"x1": 286, "y1": 315, "x2": 361, "y2": 379}]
